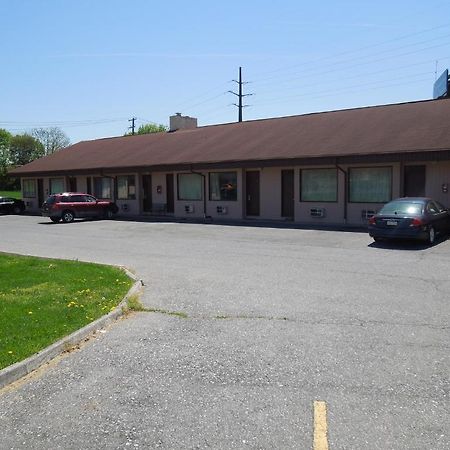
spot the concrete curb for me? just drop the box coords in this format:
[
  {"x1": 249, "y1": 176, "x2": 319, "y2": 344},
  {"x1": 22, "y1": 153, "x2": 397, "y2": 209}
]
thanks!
[{"x1": 0, "y1": 266, "x2": 143, "y2": 390}]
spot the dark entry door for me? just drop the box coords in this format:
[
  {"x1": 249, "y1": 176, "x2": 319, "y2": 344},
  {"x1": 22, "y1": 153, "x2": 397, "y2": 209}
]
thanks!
[
  {"x1": 404, "y1": 165, "x2": 426, "y2": 197},
  {"x1": 246, "y1": 171, "x2": 260, "y2": 216},
  {"x1": 37, "y1": 179, "x2": 44, "y2": 207},
  {"x1": 68, "y1": 177, "x2": 77, "y2": 192},
  {"x1": 281, "y1": 169, "x2": 294, "y2": 218},
  {"x1": 166, "y1": 174, "x2": 174, "y2": 213},
  {"x1": 142, "y1": 174, "x2": 152, "y2": 212}
]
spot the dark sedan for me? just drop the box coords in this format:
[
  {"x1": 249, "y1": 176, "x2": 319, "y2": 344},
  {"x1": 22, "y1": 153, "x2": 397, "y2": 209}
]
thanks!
[
  {"x1": 368, "y1": 197, "x2": 450, "y2": 244},
  {"x1": 0, "y1": 197, "x2": 25, "y2": 215}
]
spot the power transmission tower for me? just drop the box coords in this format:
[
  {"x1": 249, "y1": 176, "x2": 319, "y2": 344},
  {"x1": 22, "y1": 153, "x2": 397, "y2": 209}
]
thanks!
[
  {"x1": 128, "y1": 117, "x2": 137, "y2": 135},
  {"x1": 228, "y1": 67, "x2": 253, "y2": 122}
]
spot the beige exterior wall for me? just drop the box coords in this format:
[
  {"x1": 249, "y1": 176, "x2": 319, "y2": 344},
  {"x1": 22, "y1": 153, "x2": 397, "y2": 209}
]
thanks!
[
  {"x1": 258, "y1": 167, "x2": 283, "y2": 220},
  {"x1": 173, "y1": 171, "x2": 205, "y2": 219},
  {"x1": 423, "y1": 161, "x2": 450, "y2": 207},
  {"x1": 21, "y1": 177, "x2": 40, "y2": 212},
  {"x1": 206, "y1": 169, "x2": 243, "y2": 220},
  {"x1": 295, "y1": 165, "x2": 344, "y2": 225},
  {"x1": 345, "y1": 162, "x2": 401, "y2": 226},
  {"x1": 19, "y1": 160, "x2": 450, "y2": 223},
  {"x1": 173, "y1": 169, "x2": 243, "y2": 220}
]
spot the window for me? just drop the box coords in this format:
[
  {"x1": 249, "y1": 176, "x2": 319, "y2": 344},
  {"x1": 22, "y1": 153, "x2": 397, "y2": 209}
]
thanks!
[
  {"x1": 49, "y1": 178, "x2": 64, "y2": 194},
  {"x1": 69, "y1": 195, "x2": 87, "y2": 203},
  {"x1": 23, "y1": 179, "x2": 36, "y2": 198},
  {"x1": 94, "y1": 177, "x2": 112, "y2": 199},
  {"x1": 349, "y1": 167, "x2": 392, "y2": 203},
  {"x1": 427, "y1": 201, "x2": 439, "y2": 214},
  {"x1": 301, "y1": 168, "x2": 337, "y2": 202},
  {"x1": 209, "y1": 172, "x2": 237, "y2": 201},
  {"x1": 178, "y1": 173, "x2": 202, "y2": 200},
  {"x1": 117, "y1": 175, "x2": 136, "y2": 200}
]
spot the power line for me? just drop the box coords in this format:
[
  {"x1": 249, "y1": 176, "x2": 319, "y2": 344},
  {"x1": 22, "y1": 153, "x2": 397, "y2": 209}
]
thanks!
[
  {"x1": 251, "y1": 73, "x2": 434, "y2": 107},
  {"x1": 253, "y1": 22, "x2": 450, "y2": 82},
  {"x1": 253, "y1": 33, "x2": 450, "y2": 88},
  {"x1": 174, "y1": 82, "x2": 229, "y2": 108},
  {"x1": 0, "y1": 118, "x2": 128, "y2": 127},
  {"x1": 252, "y1": 57, "x2": 450, "y2": 97}
]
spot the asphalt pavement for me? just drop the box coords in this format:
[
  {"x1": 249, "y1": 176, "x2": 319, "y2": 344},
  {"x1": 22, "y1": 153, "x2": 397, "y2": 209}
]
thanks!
[{"x1": 0, "y1": 215, "x2": 449, "y2": 449}]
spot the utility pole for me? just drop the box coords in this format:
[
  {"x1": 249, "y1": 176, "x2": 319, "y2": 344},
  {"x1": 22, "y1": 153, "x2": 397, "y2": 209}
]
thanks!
[
  {"x1": 128, "y1": 117, "x2": 137, "y2": 135},
  {"x1": 228, "y1": 67, "x2": 253, "y2": 122}
]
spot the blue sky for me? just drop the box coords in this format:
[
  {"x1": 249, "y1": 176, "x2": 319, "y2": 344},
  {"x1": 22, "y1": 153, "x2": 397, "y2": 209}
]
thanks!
[{"x1": 1, "y1": 0, "x2": 450, "y2": 143}]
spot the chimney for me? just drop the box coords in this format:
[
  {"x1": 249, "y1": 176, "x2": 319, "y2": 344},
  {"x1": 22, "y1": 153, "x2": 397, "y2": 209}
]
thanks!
[{"x1": 169, "y1": 113, "x2": 197, "y2": 131}]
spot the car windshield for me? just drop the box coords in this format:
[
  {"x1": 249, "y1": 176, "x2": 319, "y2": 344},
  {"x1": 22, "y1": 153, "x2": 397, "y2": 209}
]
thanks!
[{"x1": 379, "y1": 201, "x2": 423, "y2": 215}]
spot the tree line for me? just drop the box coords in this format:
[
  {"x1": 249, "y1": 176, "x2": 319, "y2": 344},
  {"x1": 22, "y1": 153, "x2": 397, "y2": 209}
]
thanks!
[
  {"x1": 0, "y1": 127, "x2": 70, "y2": 190},
  {"x1": 0, "y1": 122, "x2": 167, "y2": 190}
]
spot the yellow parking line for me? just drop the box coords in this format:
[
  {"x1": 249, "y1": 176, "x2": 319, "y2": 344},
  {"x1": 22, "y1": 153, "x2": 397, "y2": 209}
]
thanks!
[{"x1": 313, "y1": 400, "x2": 329, "y2": 450}]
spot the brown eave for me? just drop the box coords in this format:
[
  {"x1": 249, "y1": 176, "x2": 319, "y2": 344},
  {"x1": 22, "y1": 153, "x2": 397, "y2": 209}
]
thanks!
[{"x1": 9, "y1": 98, "x2": 450, "y2": 177}]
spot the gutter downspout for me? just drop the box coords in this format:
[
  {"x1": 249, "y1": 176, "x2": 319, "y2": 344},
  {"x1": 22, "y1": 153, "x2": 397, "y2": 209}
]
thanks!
[
  {"x1": 336, "y1": 163, "x2": 348, "y2": 224},
  {"x1": 190, "y1": 167, "x2": 210, "y2": 220}
]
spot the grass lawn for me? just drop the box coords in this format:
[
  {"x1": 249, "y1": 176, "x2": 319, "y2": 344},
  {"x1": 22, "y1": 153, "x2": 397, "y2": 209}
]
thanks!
[
  {"x1": 0, "y1": 190, "x2": 21, "y2": 199},
  {"x1": 0, "y1": 253, "x2": 133, "y2": 370}
]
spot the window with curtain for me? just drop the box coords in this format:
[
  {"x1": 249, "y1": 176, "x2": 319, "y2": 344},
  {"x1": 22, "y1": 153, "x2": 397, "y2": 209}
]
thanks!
[
  {"x1": 117, "y1": 175, "x2": 136, "y2": 200},
  {"x1": 178, "y1": 173, "x2": 202, "y2": 200},
  {"x1": 349, "y1": 167, "x2": 392, "y2": 203},
  {"x1": 94, "y1": 177, "x2": 112, "y2": 199},
  {"x1": 49, "y1": 178, "x2": 64, "y2": 194},
  {"x1": 209, "y1": 172, "x2": 237, "y2": 201},
  {"x1": 301, "y1": 168, "x2": 337, "y2": 202},
  {"x1": 23, "y1": 179, "x2": 36, "y2": 197}
]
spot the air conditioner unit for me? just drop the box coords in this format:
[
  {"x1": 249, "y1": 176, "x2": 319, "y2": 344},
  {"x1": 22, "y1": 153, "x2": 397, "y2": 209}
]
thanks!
[
  {"x1": 361, "y1": 209, "x2": 376, "y2": 220},
  {"x1": 310, "y1": 207, "x2": 325, "y2": 218},
  {"x1": 184, "y1": 204, "x2": 194, "y2": 213},
  {"x1": 216, "y1": 206, "x2": 228, "y2": 214},
  {"x1": 121, "y1": 204, "x2": 129, "y2": 212}
]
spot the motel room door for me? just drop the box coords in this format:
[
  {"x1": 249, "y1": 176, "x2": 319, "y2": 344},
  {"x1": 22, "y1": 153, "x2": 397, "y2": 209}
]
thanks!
[
  {"x1": 404, "y1": 165, "x2": 426, "y2": 197},
  {"x1": 142, "y1": 174, "x2": 152, "y2": 212},
  {"x1": 246, "y1": 171, "x2": 260, "y2": 216},
  {"x1": 37, "y1": 179, "x2": 44, "y2": 207},
  {"x1": 166, "y1": 174, "x2": 174, "y2": 213},
  {"x1": 281, "y1": 169, "x2": 294, "y2": 219}
]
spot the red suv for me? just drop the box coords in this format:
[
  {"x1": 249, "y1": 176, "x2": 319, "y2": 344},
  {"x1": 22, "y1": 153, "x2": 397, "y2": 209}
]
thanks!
[{"x1": 41, "y1": 193, "x2": 119, "y2": 223}]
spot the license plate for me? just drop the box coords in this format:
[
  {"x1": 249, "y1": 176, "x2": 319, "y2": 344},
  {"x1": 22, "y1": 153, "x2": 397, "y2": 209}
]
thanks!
[{"x1": 386, "y1": 220, "x2": 398, "y2": 226}]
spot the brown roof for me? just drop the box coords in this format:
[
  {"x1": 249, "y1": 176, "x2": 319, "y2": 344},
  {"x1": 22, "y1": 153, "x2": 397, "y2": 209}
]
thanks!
[{"x1": 10, "y1": 98, "x2": 450, "y2": 176}]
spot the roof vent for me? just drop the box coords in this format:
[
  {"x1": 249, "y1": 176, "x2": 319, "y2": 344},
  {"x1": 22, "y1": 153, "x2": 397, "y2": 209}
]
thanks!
[{"x1": 169, "y1": 114, "x2": 197, "y2": 132}]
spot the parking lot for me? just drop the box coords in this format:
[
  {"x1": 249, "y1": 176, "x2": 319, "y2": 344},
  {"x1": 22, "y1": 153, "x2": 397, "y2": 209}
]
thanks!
[{"x1": 0, "y1": 215, "x2": 449, "y2": 449}]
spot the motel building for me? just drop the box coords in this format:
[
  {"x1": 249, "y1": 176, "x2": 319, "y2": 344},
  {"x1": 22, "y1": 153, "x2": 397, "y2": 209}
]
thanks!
[{"x1": 9, "y1": 97, "x2": 450, "y2": 227}]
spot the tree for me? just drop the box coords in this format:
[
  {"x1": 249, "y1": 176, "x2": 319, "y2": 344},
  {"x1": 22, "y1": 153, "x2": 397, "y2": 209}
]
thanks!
[
  {"x1": 125, "y1": 123, "x2": 167, "y2": 136},
  {"x1": 138, "y1": 123, "x2": 167, "y2": 134},
  {"x1": 0, "y1": 129, "x2": 12, "y2": 164},
  {"x1": 0, "y1": 129, "x2": 19, "y2": 190},
  {"x1": 9, "y1": 134, "x2": 44, "y2": 166},
  {"x1": 31, "y1": 127, "x2": 70, "y2": 156}
]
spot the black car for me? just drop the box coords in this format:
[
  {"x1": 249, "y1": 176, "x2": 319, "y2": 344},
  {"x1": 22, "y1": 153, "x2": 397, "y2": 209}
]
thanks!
[
  {"x1": 368, "y1": 197, "x2": 450, "y2": 245},
  {"x1": 0, "y1": 197, "x2": 25, "y2": 215}
]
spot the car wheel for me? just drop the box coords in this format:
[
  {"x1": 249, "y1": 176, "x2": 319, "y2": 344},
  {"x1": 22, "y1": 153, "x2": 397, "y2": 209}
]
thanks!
[
  {"x1": 62, "y1": 210, "x2": 75, "y2": 223},
  {"x1": 13, "y1": 206, "x2": 22, "y2": 214},
  {"x1": 104, "y1": 209, "x2": 114, "y2": 219},
  {"x1": 50, "y1": 217, "x2": 60, "y2": 223},
  {"x1": 427, "y1": 226, "x2": 436, "y2": 245}
]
